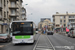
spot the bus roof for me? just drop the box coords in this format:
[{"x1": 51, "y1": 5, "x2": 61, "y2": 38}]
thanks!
[{"x1": 12, "y1": 20, "x2": 33, "y2": 22}]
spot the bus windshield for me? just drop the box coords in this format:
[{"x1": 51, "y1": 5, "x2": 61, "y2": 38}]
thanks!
[{"x1": 12, "y1": 22, "x2": 33, "y2": 35}]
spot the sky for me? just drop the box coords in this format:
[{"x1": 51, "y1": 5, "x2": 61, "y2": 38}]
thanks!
[{"x1": 22, "y1": 0, "x2": 75, "y2": 25}]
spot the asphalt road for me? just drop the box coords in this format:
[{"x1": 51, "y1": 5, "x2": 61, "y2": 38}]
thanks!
[
  {"x1": 0, "y1": 33, "x2": 75, "y2": 50},
  {"x1": 48, "y1": 33, "x2": 75, "y2": 50}
]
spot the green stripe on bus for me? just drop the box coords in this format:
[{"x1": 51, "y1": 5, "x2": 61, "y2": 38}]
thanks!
[{"x1": 15, "y1": 35, "x2": 30, "y2": 39}]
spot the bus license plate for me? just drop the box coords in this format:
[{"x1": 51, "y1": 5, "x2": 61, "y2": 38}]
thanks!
[{"x1": 20, "y1": 40, "x2": 25, "y2": 43}]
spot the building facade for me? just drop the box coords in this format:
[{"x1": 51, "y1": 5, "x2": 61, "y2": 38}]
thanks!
[
  {"x1": 38, "y1": 18, "x2": 53, "y2": 31},
  {"x1": 52, "y1": 12, "x2": 75, "y2": 30},
  {"x1": 0, "y1": 0, "x2": 26, "y2": 34},
  {"x1": 8, "y1": 0, "x2": 19, "y2": 22},
  {"x1": 0, "y1": 0, "x2": 8, "y2": 33},
  {"x1": 17, "y1": 0, "x2": 23, "y2": 20}
]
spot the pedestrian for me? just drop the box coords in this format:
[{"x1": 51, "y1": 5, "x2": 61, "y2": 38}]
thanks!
[
  {"x1": 66, "y1": 27, "x2": 69, "y2": 34},
  {"x1": 43, "y1": 30, "x2": 45, "y2": 34}
]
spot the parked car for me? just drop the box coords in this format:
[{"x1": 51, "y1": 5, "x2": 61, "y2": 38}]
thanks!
[
  {"x1": 70, "y1": 30, "x2": 75, "y2": 38},
  {"x1": 67, "y1": 32, "x2": 71, "y2": 37},
  {"x1": 47, "y1": 31, "x2": 54, "y2": 35},
  {"x1": 68, "y1": 28, "x2": 75, "y2": 38},
  {"x1": 0, "y1": 33, "x2": 12, "y2": 42}
]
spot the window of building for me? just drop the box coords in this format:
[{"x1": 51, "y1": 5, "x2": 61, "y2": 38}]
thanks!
[
  {"x1": 64, "y1": 24, "x2": 66, "y2": 27},
  {"x1": 72, "y1": 20, "x2": 74, "y2": 22},
  {"x1": 11, "y1": 10, "x2": 15, "y2": 15},
  {"x1": 4, "y1": 0, "x2": 5, "y2": 6},
  {"x1": 4, "y1": 12, "x2": 6, "y2": 17},
  {"x1": 69, "y1": 20, "x2": 71, "y2": 22},
  {"x1": 73, "y1": 16, "x2": 74, "y2": 18},
  {"x1": 53, "y1": 19, "x2": 55, "y2": 22},
  {"x1": 22, "y1": 14, "x2": 25, "y2": 17},
  {"x1": 69, "y1": 16, "x2": 71, "y2": 18},
  {"x1": 11, "y1": 2, "x2": 15, "y2": 7},
  {"x1": 53, "y1": 24, "x2": 55, "y2": 25},
  {"x1": 53, "y1": 16, "x2": 55, "y2": 18},
  {"x1": 22, "y1": 9, "x2": 25, "y2": 12},
  {"x1": 0, "y1": 11, "x2": 1, "y2": 16},
  {"x1": 64, "y1": 20, "x2": 66, "y2": 22},
  {"x1": 0, "y1": 11, "x2": 2, "y2": 18},
  {"x1": 64, "y1": 16, "x2": 65, "y2": 18},
  {"x1": 60, "y1": 20, "x2": 62, "y2": 23}
]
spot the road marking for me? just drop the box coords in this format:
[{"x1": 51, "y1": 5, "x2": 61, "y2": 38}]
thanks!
[
  {"x1": 33, "y1": 35, "x2": 55, "y2": 50},
  {"x1": 46, "y1": 35, "x2": 55, "y2": 50},
  {"x1": 36, "y1": 48, "x2": 53, "y2": 50},
  {"x1": 33, "y1": 35, "x2": 40, "y2": 50},
  {"x1": 54, "y1": 46, "x2": 74, "y2": 50}
]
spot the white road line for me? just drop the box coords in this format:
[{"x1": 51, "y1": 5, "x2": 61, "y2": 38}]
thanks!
[
  {"x1": 33, "y1": 35, "x2": 55, "y2": 50},
  {"x1": 33, "y1": 35, "x2": 40, "y2": 50},
  {"x1": 46, "y1": 35, "x2": 55, "y2": 50},
  {"x1": 36, "y1": 48, "x2": 53, "y2": 50}
]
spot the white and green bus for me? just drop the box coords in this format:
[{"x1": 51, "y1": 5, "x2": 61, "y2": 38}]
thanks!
[{"x1": 10, "y1": 20, "x2": 36, "y2": 44}]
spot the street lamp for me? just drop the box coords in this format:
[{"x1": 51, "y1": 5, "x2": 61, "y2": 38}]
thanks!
[
  {"x1": 22, "y1": 4, "x2": 28, "y2": 7},
  {"x1": 25, "y1": 4, "x2": 28, "y2": 5}
]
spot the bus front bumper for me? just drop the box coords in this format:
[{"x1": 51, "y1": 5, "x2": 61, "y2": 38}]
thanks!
[{"x1": 12, "y1": 39, "x2": 34, "y2": 44}]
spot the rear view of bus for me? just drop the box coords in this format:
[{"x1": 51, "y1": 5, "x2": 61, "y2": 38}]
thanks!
[{"x1": 11, "y1": 21, "x2": 35, "y2": 44}]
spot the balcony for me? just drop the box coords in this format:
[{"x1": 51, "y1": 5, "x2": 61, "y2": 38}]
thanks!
[
  {"x1": 9, "y1": 0, "x2": 18, "y2": 1},
  {"x1": 70, "y1": 22, "x2": 75, "y2": 24},
  {"x1": 70, "y1": 26, "x2": 75, "y2": 27},
  {"x1": 69, "y1": 18, "x2": 75, "y2": 19},
  {"x1": 9, "y1": 14, "x2": 18, "y2": 17},
  {"x1": 21, "y1": 12, "x2": 26, "y2": 15},
  {"x1": 9, "y1": 6, "x2": 18, "y2": 9},
  {"x1": 9, "y1": 3, "x2": 18, "y2": 9},
  {"x1": 3, "y1": 17, "x2": 7, "y2": 20}
]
